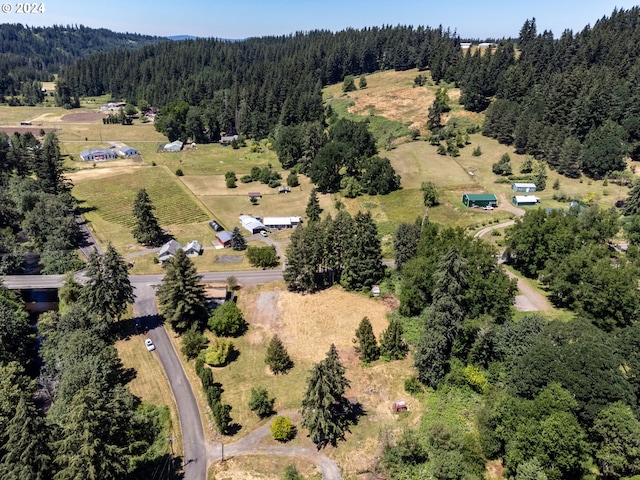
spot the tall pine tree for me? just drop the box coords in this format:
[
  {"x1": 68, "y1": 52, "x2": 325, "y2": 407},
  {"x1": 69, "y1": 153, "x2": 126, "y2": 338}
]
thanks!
[
  {"x1": 414, "y1": 246, "x2": 468, "y2": 387},
  {"x1": 132, "y1": 188, "x2": 163, "y2": 246},
  {"x1": 156, "y1": 249, "x2": 207, "y2": 332},
  {"x1": 341, "y1": 211, "x2": 383, "y2": 290},
  {"x1": 353, "y1": 316, "x2": 379, "y2": 363},
  {"x1": 305, "y1": 188, "x2": 322, "y2": 222},
  {"x1": 301, "y1": 344, "x2": 351, "y2": 448},
  {"x1": 81, "y1": 244, "x2": 134, "y2": 323}
]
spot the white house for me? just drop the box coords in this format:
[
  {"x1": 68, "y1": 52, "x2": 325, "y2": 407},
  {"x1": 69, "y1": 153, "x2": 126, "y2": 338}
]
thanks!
[
  {"x1": 115, "y1": 145, "x2": 139, "y2": 157},
  {"x1": 239, "y1": 215, "x2": 267, "y2": 234},
  {"x1": 184, "y1": 240, "x2": 203, "y2": 257},
  {"x1": 80, "y1": 148, "x2": 118, "y2": 162},
  {"x1": 157, "y1": 240, "x2": 182, "y2": 263},
  {"x1": 263, "y1": 216, "x2": 302, "y2": 230}
]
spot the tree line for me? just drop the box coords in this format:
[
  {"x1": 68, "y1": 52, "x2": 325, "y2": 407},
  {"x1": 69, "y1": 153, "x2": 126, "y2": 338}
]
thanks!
[
  {"x1": 58, "y1": 25, "x2": 460, "y2": 140},
  {"x1": 0, "y1": 23, "x2": 163, "y2": 101},
  {"x1": 0, "y1": 131, "x2": 82, "y2": 275},
  {"x1": 0, "y1": 243, "x2": 177, "y2": 479},
  {"x1": 474, "y1": 8, "x2": 640, "y2": 179}
]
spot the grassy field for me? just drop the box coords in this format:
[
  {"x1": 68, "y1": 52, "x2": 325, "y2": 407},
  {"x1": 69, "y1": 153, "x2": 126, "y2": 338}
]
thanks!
[
  {"x1": 115, "y1": 319, "x2": 183, "y2": 458},
  {"x1": 208, "y1": 456, "x2": 321, "y2": 480}
]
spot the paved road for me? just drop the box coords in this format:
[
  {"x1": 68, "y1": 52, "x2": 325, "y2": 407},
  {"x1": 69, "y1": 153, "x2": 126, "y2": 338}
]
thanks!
[
  {"x1": 134, "y1": 283, "x2": 207, "y2": 480},
  {"x1": 2, "y1": 269, "x2": 284, "y2": 290}
]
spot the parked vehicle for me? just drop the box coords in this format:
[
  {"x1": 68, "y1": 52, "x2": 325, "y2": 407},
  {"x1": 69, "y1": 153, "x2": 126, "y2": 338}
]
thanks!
[
  {"x1": 209, "y1": 220, "x2": 223, "y2": 231},
  {"x1": 145, "y1": 338, "x2": 156, "y2": 351}
]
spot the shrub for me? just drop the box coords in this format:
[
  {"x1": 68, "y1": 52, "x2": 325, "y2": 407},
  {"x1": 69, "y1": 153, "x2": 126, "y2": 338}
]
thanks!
[
  {"x1": 195, "y1": 357, "x2": 205, "y2": 377},
  {"x1": 198, "y1": 367, "x2": 214, "y2": 389},
  {"x1": 212, "y1": 401, "x2": 233, "y2": 434},
  {"x1": 202, "y1": 339, "x2": 236, "y2": 366},
  {"x1": 247, "y1": 246, "x2": 279, "y2": 268},
  {"x1": 271, "y1": 416, "x2": 295, "y2": 442},
  {"x1": 181, "y1": 326, "x2": 209, "y2": 359},
  {"x1": 248, "y1": 387, "x2": 275, "y2": 418},
  {"x1": 175, "y1": 168, "x2": 184, "y2": 176},
  {"x1": 472, "y1": 146, "x2": 482, "y2": 156},
  {"x1": 206, "y1": 384, "x2": 223, "y2": 406},
  {"x1": 240, "y1": 175, "x2": 253, "y2": 183},
  {"x1": 404, "y1": 376, "x2": 424, "y2": 396},
  {"x1": 463, "y1": 364, "x2": 489, "y2": 393},
  {"x1": 282, "y1": 465, "x2": 304, "y2": 480},
  {"x1": 287, "y1": 172, "x2": 299, "y2": 187}
]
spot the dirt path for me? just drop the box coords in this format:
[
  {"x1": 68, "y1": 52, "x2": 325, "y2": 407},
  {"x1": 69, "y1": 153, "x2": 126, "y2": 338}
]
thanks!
[
  {"x1": 474, "y1": 197, "x2": 551, "y2": 312},
  {"x1": 207, "y1": 412, "x2": 342, "y2": 480}
]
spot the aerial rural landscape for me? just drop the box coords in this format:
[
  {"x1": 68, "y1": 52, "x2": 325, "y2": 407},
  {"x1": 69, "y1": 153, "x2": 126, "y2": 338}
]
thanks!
[{"x1": 3, "y1": 2, "x2": 640, "y2": 480}]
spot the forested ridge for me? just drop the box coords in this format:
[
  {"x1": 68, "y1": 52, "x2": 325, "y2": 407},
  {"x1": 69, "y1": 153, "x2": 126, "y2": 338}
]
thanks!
[
  {"x1": 0, "y1": 23, "x2": 163, "y2": 98},
  {"x1": 55, "y1": 7, "x2": 640, "y2": 182},
  {"x1": 60, "y1": 26, "x2": 459, "y2": 139}
]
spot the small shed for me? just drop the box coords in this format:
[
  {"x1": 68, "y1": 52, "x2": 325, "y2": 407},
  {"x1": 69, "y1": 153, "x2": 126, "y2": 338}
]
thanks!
[
  {"x1": 247, "y1": 192, "x2": 262, "y2": 199},
  {"x1": 239, "y1": 215, "x2": 267, "y2": 234},
  {"x1": 511, "y1": 182, "x2": 536, "y2": 193},
  {"x1": 158, "y1": 239, "x2": 182, "y2": 263},
  {"x1": 220, "y1": 134, "x2": 238, "y2": 145},
  {"x1": 462, "y1": 193, "x2": 498, "y2": 208},
  {"x1": 216, "y1": 231, "x2": 233, "y2": 248},
  {"x1": 184, "y1": 240, "x2": 203, "y2": 257},
  {"x1": 203, "y1": 283, "x2": 230, "y2": 306},
  {"x1": 512, "y1": 195, "x2": 539, "y2": 207}
]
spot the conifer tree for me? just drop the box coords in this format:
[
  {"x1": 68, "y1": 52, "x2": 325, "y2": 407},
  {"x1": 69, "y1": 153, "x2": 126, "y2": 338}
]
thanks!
[
  {"x1": 212, "y1": 401, "x2": 233, "y2": 434},
  {"x1": 230, "y1": 226, "x2": 246, "y2": 251},
  {"x1": 341, "y1": 211, "x2": 383, "y2": 290},
  {"x1": 301, "y1": 344, "x2": 351, "y2": 448},
  {"x1": 393, "y1": 222, "x2": 421, "y2": 271},
  {"x1": 81, "y1": 244, "x2": 134, "y2": 323},
  {"x1": 353, "y1": 316, "x2": 379, "y2": 363},
  {"x1": 0, "y1": 395, "x2": 51, "y2": 480},
  {"x1": 265, "y1": 335, "x2": 294, "y2": 374},
  {"x1": 414, "y1": 246, "x2": 468, "y2": 387},
  {"x1": 156, "y1": 249, "x2": 207, "y2": 332},
  {"x1": 132, "y1": 188, "x2": 163, "y2": 246},
  {"x1": 379, "y1": 317, "x2": 408, "y2": 360},
  {"x1": 305, "y1": 188, "x2": 322, "y2": 222}
]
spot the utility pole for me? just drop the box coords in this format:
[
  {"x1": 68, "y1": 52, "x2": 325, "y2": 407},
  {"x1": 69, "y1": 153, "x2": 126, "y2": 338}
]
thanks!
[{"x1": 167, "y1": 436, "x2": 174, "y2": 477}]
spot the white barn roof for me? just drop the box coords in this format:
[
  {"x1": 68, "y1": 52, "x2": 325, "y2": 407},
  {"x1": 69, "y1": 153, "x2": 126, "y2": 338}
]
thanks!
[
  {"x1": 512, "y1": 183, "x2": 537, "y2": 189},
  {"x1": 513, "y1": 195, "x2": 539, "y2": 204},
  {"x1": 239, "y1": 215, "x2": 266, "y2": 233},
  {"x1": 263, "y1": 216, "x2": 302, "y2": 227}
]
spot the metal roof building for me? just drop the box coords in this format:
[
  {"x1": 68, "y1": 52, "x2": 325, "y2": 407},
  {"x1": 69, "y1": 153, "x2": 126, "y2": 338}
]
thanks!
[
  {"x1": 461, "y1": 193, "x2": 498, "y2": 208},
  {"x1": 239, "y1": 215, "x2": 266, "y2": 234}
]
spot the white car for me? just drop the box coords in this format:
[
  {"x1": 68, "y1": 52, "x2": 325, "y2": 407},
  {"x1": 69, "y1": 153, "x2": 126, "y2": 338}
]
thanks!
[
  {"x1": 482, "y1": 205, "x2": 495, "y2": 210},
  {"x1": 145, "y1": 338, "x2": 156, "y2": 351},
  {"x1": 260, "y1": 230, "x2": 268, "y2": 237}
]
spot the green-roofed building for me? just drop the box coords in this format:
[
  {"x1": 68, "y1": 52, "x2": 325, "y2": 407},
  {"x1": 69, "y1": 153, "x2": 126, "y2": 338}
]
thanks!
[{"x1": 462, "y1": 193, "x2": 498, "y2": 208}]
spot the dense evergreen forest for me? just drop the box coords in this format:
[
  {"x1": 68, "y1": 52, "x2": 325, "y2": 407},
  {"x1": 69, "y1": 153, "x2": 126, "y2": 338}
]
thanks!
[
  {"x1": 59, "y1": 26, "x2": 459, "y2": 140},
  {"x1": 0, "y1": 23, "x2": 163, "y2": 98},
  {"x1": 55, "y1": 7, "x2": 640, "y2": 181}
]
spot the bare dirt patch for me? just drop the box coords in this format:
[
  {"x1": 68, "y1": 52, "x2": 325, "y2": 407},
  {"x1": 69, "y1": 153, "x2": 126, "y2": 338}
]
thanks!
[{"x1": 61, "y1": 111, "x2": 105, "y2": 122}]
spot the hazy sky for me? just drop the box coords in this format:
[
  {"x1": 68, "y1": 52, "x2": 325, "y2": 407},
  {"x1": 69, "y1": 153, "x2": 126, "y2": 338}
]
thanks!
[{"x1": 1, "y1": 1, "x2": 638, "y2": 39}]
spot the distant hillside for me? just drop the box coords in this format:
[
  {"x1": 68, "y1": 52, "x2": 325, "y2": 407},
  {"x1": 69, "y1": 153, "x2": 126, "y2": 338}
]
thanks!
[{"x1": 0, "y1": 23, "x2": 165, "y2": 96}]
